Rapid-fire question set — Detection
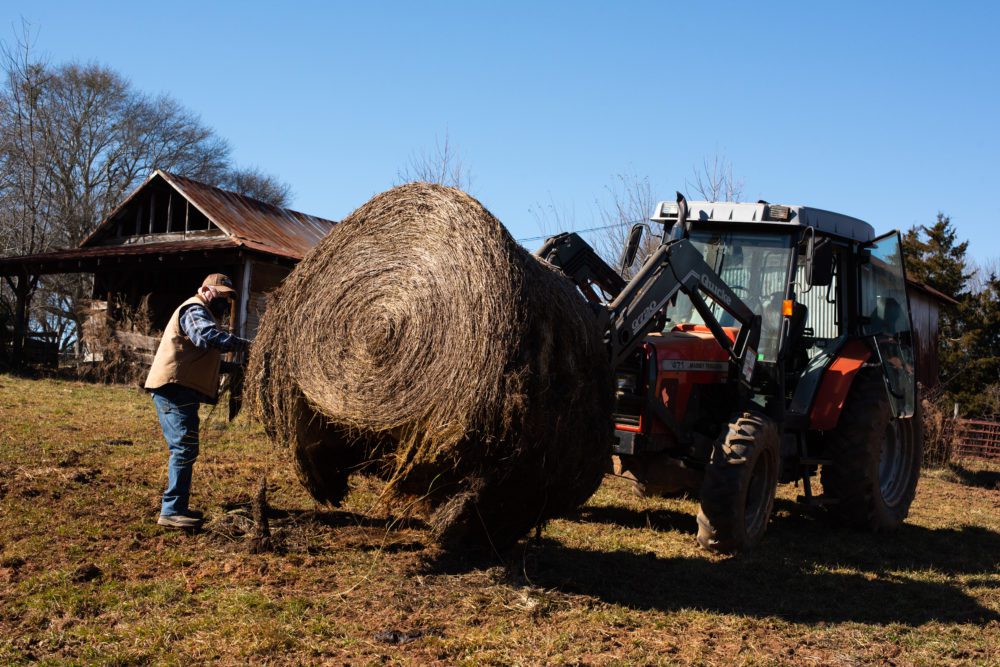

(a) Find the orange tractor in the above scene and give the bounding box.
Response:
[537,195,922,553]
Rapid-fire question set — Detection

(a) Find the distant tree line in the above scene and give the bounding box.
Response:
[0,25,291,362]
[902,215,1000,418]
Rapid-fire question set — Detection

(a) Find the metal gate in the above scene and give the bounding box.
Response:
[953,419,1000,461]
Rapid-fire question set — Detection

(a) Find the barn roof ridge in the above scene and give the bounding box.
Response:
[79,169,336,260]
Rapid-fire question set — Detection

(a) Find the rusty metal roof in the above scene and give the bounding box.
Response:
[79,170,335,260]
[158,171,335,259]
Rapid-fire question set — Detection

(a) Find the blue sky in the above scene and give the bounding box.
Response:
[5,1,999,262]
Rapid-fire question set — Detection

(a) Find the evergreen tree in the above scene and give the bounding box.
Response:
[901,214,971,297]
[901,225,927,283]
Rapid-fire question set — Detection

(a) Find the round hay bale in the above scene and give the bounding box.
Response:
[246,183,613,549]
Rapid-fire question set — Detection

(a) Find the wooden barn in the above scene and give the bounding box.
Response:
[906,277,959,389]
[0,170,335,361]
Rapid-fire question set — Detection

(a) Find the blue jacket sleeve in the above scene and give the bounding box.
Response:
[179,305,249,353]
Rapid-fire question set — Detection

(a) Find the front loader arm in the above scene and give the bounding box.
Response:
[606,238,761,377]
[535,232,627,303]
[536,232,761,386]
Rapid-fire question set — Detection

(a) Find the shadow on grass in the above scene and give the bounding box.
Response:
[294,509,428,531]
[218,501,429,531]
[524,539,998,624]
[424,501,1000,625]
[572,504,698,535]
[944,462,1000,490]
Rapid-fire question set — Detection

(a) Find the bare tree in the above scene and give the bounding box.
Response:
[530,172,666,282]
[0,22,53,362]
[687,154,744,202]
[969,256,1000,295]
[594,171,659,278]
[224,165,293,207]
[397,130,473,191]
[584,157,748,283]
[38,63,231,251]
[527,193,577,242]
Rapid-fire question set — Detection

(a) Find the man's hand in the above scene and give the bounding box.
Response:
[198,285,220,303]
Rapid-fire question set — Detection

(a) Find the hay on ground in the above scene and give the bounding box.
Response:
[246,183,613,549]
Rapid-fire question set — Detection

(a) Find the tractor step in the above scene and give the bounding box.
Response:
[796,494,840,506]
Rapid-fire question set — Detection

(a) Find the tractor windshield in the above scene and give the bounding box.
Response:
[663,229,794,362]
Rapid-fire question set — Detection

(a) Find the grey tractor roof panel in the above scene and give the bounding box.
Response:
[652,200,875,242]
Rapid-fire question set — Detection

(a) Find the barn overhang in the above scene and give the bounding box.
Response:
[0,238,245,276]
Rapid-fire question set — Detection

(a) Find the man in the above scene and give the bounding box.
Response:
[145,274,250,529]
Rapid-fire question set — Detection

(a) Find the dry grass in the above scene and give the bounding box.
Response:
[0,374,998,665]
[921,386,957,468]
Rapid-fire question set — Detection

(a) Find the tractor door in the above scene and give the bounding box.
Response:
[860,232,917,418]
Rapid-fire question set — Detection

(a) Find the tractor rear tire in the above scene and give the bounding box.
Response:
[820,368,923,530]
[696,411,780,554]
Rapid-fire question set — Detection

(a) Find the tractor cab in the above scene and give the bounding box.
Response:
[624,200,918,438]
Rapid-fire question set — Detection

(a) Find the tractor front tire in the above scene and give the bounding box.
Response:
[696,411,780,554]
[820,368,923,530]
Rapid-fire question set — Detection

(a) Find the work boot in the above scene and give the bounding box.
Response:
[157,514,203,529]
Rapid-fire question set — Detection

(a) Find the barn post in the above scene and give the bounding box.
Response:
[9,270,34,367]
[238,258,252,339]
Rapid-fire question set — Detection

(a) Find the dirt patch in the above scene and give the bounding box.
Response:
[0,555,25,584]
[70,563,102,583]
[373,627,444,645]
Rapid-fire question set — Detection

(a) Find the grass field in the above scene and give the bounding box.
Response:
[1,374,998,665]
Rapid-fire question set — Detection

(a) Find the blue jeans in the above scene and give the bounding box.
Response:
[151,384,202,516]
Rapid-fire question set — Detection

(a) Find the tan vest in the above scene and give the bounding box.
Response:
[145,296,222,401]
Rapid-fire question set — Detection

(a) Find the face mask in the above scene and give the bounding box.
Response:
[209,297,230,319]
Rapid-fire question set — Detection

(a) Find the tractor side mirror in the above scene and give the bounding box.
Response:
[620,223,645,275]
[806,236,834,286]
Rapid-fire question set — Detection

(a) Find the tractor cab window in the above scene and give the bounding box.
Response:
[663,230,794,362]
[793,245,842,356]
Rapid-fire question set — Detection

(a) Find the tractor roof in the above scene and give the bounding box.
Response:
[651,200,875,243]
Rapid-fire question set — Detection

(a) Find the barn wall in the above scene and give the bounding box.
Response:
[907,288,940,388]
[242,261,290,339]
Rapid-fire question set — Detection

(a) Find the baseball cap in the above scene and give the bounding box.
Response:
[202,273,237,298]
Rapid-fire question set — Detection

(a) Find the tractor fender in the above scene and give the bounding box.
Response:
[808,339,874,431]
